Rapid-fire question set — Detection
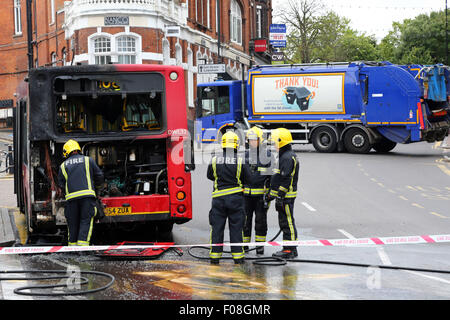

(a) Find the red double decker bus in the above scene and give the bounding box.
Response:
[13,64,193,242]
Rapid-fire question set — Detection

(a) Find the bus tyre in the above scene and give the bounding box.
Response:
[372,139,397,153]
[311,127,338,153]
[344,128,372,154]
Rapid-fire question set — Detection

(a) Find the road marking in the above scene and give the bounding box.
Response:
[337,229,392,265]
[301,202,316,212]
[437,164,450,177]
[376,246,392,265]
[406,186,417,191]
[377,182,385,188]
[387,189,396,194]
[404,270,450,285]
[398,196,408,201]
[429,211,448,219]
[337,229,356,240]
[411,203,425,209]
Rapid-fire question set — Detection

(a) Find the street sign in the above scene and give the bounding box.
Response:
[271,52,284,65]
[104,16,129,26]
[254,39,267,52]
[269,24,286,48]
[166,25,180,37]
[198,64,226,74]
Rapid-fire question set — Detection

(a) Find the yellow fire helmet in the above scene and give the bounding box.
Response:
[270,128,293,148]
[246,126,264,141]
[62,139,81,158]
[221,131,239,149]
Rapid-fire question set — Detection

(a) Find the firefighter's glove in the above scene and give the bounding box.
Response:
[264,192,274,203]
[275,196,285,212]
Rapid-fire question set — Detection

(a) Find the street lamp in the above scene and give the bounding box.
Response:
[446,0,448,65]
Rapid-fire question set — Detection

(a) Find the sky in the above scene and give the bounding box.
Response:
[271,0,447,42]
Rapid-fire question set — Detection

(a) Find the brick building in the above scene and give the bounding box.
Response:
[0,0,272,127]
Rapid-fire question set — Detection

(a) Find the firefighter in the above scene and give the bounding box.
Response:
[207,131,251,264]
[57,139,104,246]
[268,128,299,258]
[243,126,273,255]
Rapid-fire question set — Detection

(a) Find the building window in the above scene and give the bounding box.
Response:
[50,0,55,24]
[195,0,209,27]
[117,36,136,64]
[14,0,22,35]
[51,52,57,65]
[162,38,170,65]
[94,36,112,65]
[88,32,141,65]
[256,5,262,39]
[230,0,242,45]
[61,47,67,66]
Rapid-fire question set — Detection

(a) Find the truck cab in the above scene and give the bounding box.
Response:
[195,80,242,144]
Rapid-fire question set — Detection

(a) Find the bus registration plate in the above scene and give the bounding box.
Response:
[105,207,132,216]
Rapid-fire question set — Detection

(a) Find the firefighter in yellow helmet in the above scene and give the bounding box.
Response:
[242,126,274,255]
[206,131,251,264]
[57,139,104,247]
[267,128,299,258]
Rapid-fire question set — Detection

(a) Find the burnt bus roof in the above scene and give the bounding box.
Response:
[27,65,170,142]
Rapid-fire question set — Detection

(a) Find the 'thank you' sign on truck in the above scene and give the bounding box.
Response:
[251,73,345,114]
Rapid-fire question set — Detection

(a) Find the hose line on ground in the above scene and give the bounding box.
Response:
[0,269,115,296]
[187,229,450,273]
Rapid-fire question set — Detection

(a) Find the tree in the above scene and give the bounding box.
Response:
[278,0,324,63]
[310,11,353,62]
[336,31,379,62]
[379,10,447,64]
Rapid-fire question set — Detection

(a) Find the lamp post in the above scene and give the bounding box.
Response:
[216,0,222,64]
[446,0,448,65]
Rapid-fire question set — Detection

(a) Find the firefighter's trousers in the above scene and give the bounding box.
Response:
[64,197,97,246]
[209,193,245,261]
[277,198,298,250]
[243,196,268,244]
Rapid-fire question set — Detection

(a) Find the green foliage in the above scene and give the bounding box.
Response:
[279,0,448,65]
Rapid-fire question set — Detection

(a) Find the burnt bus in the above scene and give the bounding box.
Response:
[13,64,194,241]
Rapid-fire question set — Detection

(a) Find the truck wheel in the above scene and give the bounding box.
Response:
[344,128,372,154]
[311,127,338,153]
[372,139,397,153]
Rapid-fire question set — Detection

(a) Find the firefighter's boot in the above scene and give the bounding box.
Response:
[272,248,298,259]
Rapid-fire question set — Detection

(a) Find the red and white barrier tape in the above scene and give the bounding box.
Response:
[1,234,450,255]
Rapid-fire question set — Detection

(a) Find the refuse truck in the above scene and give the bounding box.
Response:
[195,61,450,153]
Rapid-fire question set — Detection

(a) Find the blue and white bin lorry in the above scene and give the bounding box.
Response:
[195,62,450,153]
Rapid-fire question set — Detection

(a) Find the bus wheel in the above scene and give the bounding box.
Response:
[372,138,397,153]
[311,127,338,153]
[344,128,372,154]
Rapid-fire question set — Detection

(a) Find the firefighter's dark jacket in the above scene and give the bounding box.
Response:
[243,145,274,196]
[270,145,299,199]
[207,149,252,198]
[57,153,104,201]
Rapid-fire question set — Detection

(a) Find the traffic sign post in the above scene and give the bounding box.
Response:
[269,24,286,48]
[198,64,226,74]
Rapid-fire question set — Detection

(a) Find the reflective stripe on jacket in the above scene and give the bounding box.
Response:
[207,150,251,198]
[270,145,299,199]
[58,154,104,201]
